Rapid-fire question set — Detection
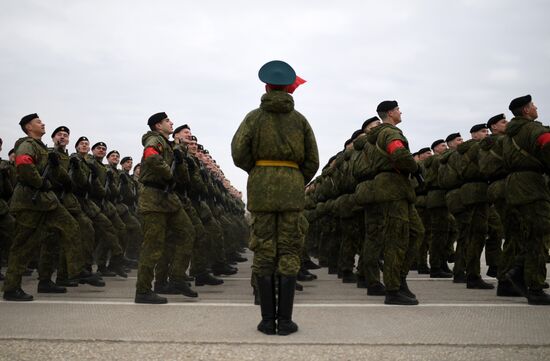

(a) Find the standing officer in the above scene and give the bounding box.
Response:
[232,60,319,335]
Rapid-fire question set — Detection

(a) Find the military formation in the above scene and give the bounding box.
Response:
[1,59,550,339]
[0,113,249,304]
[303,94,550,307]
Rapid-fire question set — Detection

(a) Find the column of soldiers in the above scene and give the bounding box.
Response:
[305,94,550,306]
[0,113,249,302]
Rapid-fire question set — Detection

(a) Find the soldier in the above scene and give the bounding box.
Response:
[3,114,102,301]
[232,60,319,335]
[424,139,453,278]
[479,114,520,296]
[413,147,431,273]
[456,123,494,289]
[367,100,424,305]
[90,143,128,277]
[502,95,550,305]
[135,112,198,304]
[0,139,16,281]
[119,156,142,261]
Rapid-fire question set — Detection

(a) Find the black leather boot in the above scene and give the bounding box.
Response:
[304,258,321,270]
[97,264,116,277]
[297,268,315,282]
[3,288,34,301]
[78,270,106,287]
[212,262,238,276]
[38,279,67,293]
[342,270,357,284]
[171,280,198,298]
[384,290,419,305]
[527,289,550,305]
[277,275,298,335]
[256,274,276,335]
[430,268,453,278]
[195,272,224,286]
[399,277,416,299]
[466,275,494,289]
[504,266,527,296]
[135,290,167,304]
[496,280,522,297]
[107,255,128,278]
[367,282,386,296]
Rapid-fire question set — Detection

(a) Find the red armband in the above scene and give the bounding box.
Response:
[386,140,405,154]
[536,133,550,148]
[15,154,34,165]
[143,147,160,159]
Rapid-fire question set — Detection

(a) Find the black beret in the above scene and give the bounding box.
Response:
[8,148,15,156]
[173,124,190,135]
[51,126,70,138]
[418,147,431,155]
[148,112,168,127]
[411,152,418,157]
[445,133,461,143]
[92,142,107,150]
[487,114,505,129]
[197,144,204,151]
[431,139,445,150]
[0,138,2,145]
[361,116,380,129]
[344,138,353,148]
[376,100,398,112]
[107,150,120,158]
[258,60,296,86]
[508,95,531,111]
[204,149,210,155]
[75,136,89,148]
[191,135,197,141]
[470,123,488,133]
[20,113,39,127]
[121,156,132,164]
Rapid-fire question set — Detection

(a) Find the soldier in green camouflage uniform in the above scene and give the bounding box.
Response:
[456,124,494,289]
[414,147,432,275]
[232,61,319,335]
[119,156,142,261]
[353,116,386,296]
[502,95,550,305]
[367,100,424,305]
[38,126,104,292]
[3,114,102,301]
[479,114,521,296]
[0,139,15,281]
[135,112,198,304]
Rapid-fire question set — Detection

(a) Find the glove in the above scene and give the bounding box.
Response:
[69,156,80,169]
[48,152,60,167]
[87,162,98,178]
[106,169,114,181]
[184,156,196,172]
[40,179,52,191]
[173,149,184,165]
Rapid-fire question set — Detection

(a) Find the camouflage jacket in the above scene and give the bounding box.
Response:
[366,123,417,203]
[479,134,506,202]
[457,139,488,205]
[503,116,550,205]
[138,131,182,213]
[231,90,319,212]
[10,137,59,212]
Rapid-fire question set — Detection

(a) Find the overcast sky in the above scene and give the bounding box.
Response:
[1,0,549,202]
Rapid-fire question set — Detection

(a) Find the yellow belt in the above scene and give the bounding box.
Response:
[255,160,299,169]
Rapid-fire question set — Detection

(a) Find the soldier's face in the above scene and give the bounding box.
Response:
[93,145,106,158]
[77,141,90,154]
[365,120,381,133]
[133,166,141,177]
[491,119,508,135]
[419,151,432,160]
[389,107,402,124]
[447,137,463,150]
[188,142,197,154]
[158,118,173,134]
[108,153,120,166]
[434,142,448,154]
[471,128,489,140]
[9,153,15,162]
[26,118,46,136]
[122,160,133,171]
[52,131,69,147]
[525,102,538,120]
[181,128,192,140]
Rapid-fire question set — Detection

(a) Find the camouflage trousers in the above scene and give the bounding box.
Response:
[428,207,450,270]
[485,205,503,268]
[0,212,15,264]
[3,206,82,292]
[338,212,363,272]
[120,209,142,259]
[495,200,521,280]
[362,204,384,286]
[512,200,550,290]
[463,203,489,278]
[416,206,430,268]
[97,201,126,265]
[380,200,424,292]
[136,207,195,293]
[249,210,308,277]
[39,210,93,281]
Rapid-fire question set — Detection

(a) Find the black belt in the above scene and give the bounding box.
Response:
[142,182,166,191]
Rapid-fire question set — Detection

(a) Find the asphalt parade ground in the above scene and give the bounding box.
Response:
[1,250,549,361]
